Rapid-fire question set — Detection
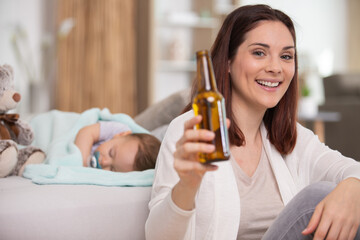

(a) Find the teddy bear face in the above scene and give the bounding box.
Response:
[0,65,21,113]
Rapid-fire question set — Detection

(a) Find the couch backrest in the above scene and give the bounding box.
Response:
[134,88,191,131]
[323,73,360,98]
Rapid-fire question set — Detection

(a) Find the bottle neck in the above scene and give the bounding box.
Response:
[196,52,218,92]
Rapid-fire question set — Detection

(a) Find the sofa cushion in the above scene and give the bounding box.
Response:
[323,73,360,98]
[134,88,191,132]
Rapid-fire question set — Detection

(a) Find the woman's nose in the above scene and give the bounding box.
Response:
[265,57,281,74]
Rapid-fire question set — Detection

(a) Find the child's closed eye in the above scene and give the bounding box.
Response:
[109,148,114,158]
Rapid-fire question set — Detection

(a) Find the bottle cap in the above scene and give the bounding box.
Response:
[196,49,209,56]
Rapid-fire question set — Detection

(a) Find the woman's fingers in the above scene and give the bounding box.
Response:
[226,118,231,129]
[184,115,202,130]
[175,116,216,160]
[174,159,217,175]
[302,202,323,236]
[177,117,215,147]
[348,224,359,240]
[313,217,332,240]
[173,115,220,191]
[336,222,351,240]
[175,141,215,160]
[177,129,215,147]
[303,178,360,240]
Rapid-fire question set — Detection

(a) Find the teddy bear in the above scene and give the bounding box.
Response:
[0,64,46,178]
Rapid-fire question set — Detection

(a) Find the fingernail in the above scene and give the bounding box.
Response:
[206,164,218,170]
[209,165,218,170]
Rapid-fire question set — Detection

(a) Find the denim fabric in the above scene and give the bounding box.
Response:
[262,181,360,240]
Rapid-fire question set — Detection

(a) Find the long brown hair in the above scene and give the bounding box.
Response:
[186,4,298,154]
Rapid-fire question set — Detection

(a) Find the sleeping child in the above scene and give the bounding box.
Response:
[75,121,161,172]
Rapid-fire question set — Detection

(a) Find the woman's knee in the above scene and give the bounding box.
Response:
[298,181,336,205]
[262,182,338,240]
[282,181,337,217]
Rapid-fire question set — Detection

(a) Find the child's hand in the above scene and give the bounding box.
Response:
[74,123,100,166]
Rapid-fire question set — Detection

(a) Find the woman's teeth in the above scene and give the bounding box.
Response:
[256,80,279,88]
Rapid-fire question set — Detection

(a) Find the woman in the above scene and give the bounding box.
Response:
[146,4,360,240]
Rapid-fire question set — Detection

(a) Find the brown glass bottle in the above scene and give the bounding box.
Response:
[192,50,230,164]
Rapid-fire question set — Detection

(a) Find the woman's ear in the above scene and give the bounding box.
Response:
[113,130,132,139]
[228,60,231,73]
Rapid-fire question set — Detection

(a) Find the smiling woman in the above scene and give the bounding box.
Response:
[145,4,360,240]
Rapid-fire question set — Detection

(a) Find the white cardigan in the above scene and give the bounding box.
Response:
[145,111,360,240]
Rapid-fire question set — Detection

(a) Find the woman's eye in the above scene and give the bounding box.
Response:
[281,54,294,60]
[253,51,265,57]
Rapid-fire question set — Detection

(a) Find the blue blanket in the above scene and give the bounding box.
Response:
[22,108,154,187]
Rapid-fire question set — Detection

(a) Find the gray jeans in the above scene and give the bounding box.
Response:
[262,181,360,240]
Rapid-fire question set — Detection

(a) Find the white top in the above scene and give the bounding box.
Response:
[231,146,284,239]
[145,111,360,240]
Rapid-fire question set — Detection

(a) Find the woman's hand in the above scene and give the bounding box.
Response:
[171,115,220,211]
[302,177,360,240]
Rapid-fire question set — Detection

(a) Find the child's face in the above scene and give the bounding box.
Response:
[95,133,139,172]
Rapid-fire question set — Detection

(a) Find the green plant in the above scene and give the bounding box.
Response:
[301,84,311,97]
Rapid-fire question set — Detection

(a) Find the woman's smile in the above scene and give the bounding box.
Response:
[255,79,282,90]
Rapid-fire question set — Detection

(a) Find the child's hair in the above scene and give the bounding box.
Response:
[128,133,161,171]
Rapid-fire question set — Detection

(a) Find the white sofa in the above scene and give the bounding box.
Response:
[0,176,151,240]
[0,89,190,240]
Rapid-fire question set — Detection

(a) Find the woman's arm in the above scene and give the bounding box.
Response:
[295,125,360,239]
[171,116,217,210]
[74,123,100,166]
[145,113,219,240]
[294,123,360,184]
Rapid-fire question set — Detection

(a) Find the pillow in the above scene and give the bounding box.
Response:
[134,88,191,132]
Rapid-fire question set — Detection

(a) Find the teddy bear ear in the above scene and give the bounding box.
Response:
[0,64,14,79]
[3,64,14,76]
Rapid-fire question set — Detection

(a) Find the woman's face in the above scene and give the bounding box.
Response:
[229,20,295,112]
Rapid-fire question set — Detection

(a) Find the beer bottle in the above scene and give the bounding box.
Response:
[192,50,230,163]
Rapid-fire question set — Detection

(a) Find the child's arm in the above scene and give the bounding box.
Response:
[74,123,100,166]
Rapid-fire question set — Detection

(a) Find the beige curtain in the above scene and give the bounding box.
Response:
[56,0,136,116]
[348,0,360,72]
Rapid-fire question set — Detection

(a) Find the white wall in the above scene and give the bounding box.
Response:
[241,0,347,73]
[0,0,50,115]
[240,0,348,104]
